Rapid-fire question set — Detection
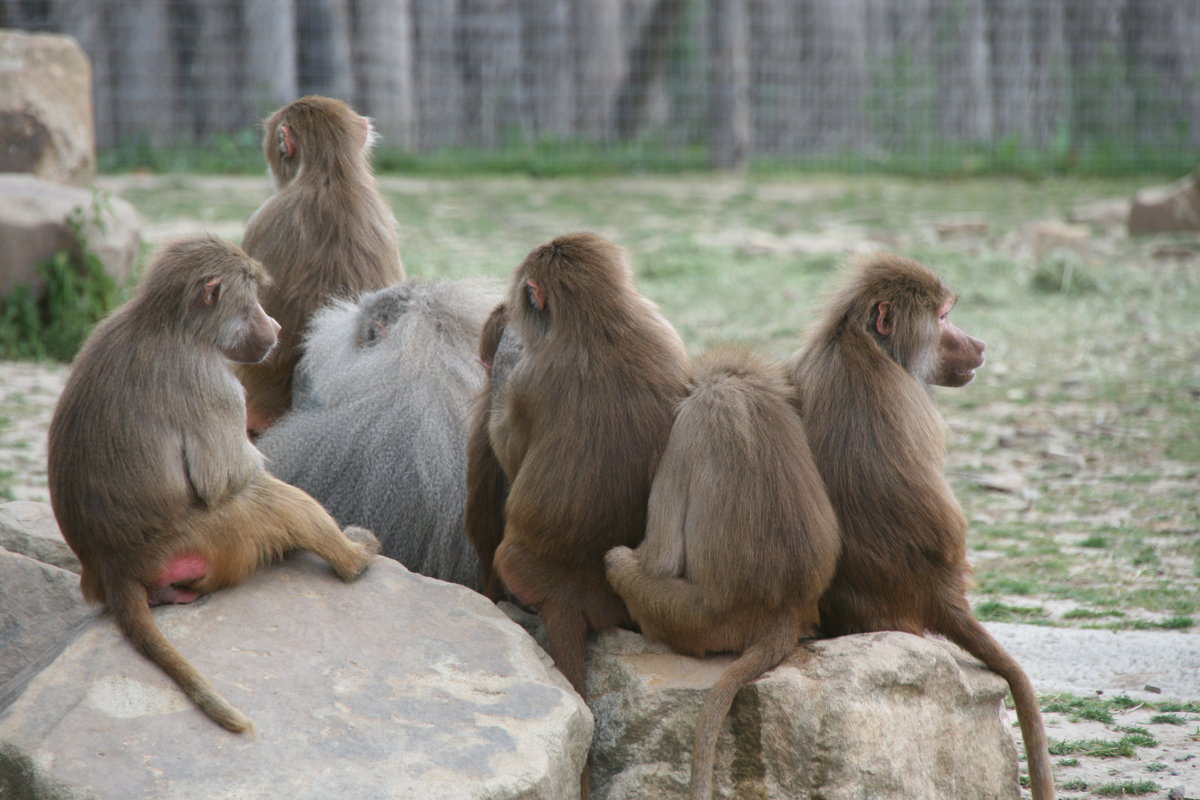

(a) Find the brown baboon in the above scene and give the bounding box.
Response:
[787,253,1054,800]
[605,347,840,800]
[483,232,690,700]
[236,95,405,433]
[258,279,500,590]
[464,301,523,599]
[47,235,380,734]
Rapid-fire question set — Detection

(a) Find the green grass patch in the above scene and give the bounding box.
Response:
[1056,758,1080,768]
[1148,714,1187,725]
[1094,781,1159,797]
[974,600,1049,623]
[1060,779,1089,791]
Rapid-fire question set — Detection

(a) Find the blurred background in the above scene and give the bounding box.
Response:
[5,0,1199,174]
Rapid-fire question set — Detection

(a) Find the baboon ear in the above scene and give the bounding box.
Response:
[277,125,296,159]
[525,279,546,311]
[874,300,894,336]
[202,277,222,306]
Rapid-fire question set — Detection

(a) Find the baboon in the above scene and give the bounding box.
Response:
[258,279,501,591]
[482,232,690,700]
[47,235,379,734]
[787,253,1054,800]
[605,347,840,800]
[464,302,524,599]
[236,95,405,433]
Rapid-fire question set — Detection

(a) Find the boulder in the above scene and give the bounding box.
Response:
[0,501,79,573]
[0,174,142,299]
[1128,171,1200,236]
[0,556,592,800]
[0,30,95,186]
[583,626,1020,800]
[0,548,91,689]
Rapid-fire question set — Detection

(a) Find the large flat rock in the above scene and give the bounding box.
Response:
[0,555,591,800]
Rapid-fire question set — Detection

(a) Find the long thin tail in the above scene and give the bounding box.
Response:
[107,578,253,734]
[690,623,797,800]
[940,607,1055,800]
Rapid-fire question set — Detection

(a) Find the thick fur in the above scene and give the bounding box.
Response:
[484,233,690,704]
[786,253,1053,800]
[465,302,524,599]
[605,348,839,800]
[236,95,405,428]
[259,279,501,591]
[48,235,379,733]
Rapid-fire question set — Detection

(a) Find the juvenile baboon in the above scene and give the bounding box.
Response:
[258,279,501,591]
[47,235,379,733]
[236,95,405,433]
[787,253,1054,800]
[605,347,840,800]
[482,233,690,700]
[464,302,524,599]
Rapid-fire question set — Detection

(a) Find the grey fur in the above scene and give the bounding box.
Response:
[259,278,502,592]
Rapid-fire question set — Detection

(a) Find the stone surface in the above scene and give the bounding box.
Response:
[0,548,91,689]
[1128,172,1200,236]
[0,174,142,299]
[0,556,591,800]
[0,501,79,573]
[584,627,1020,800]
[0,30,95,186]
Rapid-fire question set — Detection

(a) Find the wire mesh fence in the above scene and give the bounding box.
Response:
[5,0,1199,172]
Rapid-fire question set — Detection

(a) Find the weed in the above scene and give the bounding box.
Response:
[1060,778,1089,791]
[0,196,125,362]
[1093,781,1159,796]
[1148,714,1186,726]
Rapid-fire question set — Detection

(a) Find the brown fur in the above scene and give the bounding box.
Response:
[47,235,380,734]
[236,95,405,431]
[465,302,519,600]
[605,347,840,800]
[787,253,1054,800]
[486,233,689,700]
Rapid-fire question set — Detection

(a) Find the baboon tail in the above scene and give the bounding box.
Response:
[107,577,254,734]
[939,605,1055,800]
[690,623,798,800]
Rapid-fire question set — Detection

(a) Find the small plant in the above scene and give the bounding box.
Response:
[1144,762,1169,772]
[1056,758,1080,767]
[974,600,1048,622]
[0,196,124,361]
[1093,781,1159,797]
[1149,713,1186,725]
[1060,778,1088,791]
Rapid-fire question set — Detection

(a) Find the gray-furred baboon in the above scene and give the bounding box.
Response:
[258,278,501,591]
[605,347,839,800]
[47,235,379,734]
[787,253,1054,800]
[236,95,405,433]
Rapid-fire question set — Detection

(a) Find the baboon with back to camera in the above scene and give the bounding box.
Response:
[477,232,690,700]
[258,279,501,590]
[47,235,379,734]
[605,347,840,800]
[787,253,1054,800]
[236,95,405,433]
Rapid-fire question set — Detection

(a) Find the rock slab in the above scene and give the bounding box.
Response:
[0,548,91,689]
[0,174,142,299]
[0,30,95,186]
[0,501,79,573]
[586,628,1020,800]
[0,556,592,800]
